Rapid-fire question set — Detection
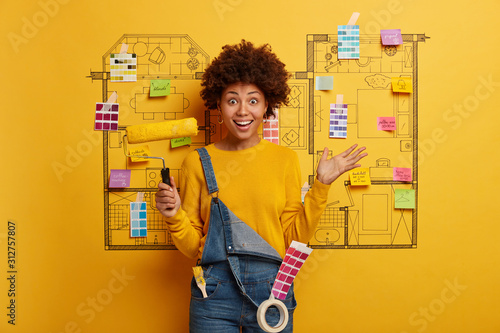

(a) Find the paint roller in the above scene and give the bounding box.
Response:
[122,117,198,186]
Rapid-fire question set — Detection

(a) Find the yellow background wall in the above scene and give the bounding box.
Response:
[1,0,499,332]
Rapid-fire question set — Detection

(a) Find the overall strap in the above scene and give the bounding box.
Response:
[196,147,219,196]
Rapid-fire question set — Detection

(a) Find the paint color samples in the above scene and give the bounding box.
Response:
[272,241,313,300]
[338,25,360,59]
[95,102,119,131]
[130,201,147,237]
[263,110,279,144]
[110,53,137,82]
[330,103,348,138]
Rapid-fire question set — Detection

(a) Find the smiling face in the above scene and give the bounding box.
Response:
[216,82,268,151]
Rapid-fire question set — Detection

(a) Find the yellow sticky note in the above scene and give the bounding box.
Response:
[391,77,413,93]
[128,145,151,162]
[349,168,371,186]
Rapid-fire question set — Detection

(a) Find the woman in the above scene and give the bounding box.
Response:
[155,40,367,332]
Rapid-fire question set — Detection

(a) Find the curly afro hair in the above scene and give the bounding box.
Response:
[200,40,291,118]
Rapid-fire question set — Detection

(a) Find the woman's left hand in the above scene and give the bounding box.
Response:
[316,144,368,185]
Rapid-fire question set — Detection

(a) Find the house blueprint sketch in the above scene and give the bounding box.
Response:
[88,33,427,250]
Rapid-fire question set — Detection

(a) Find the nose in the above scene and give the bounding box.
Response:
[236,104,249,116]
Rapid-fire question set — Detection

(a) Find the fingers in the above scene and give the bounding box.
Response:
[345,164,362,172]
[345,150,368,172]
[330,144,366,159]
[158,182,170,191]
[320,147,329,162]
[155,189,176,204]
[350,150,368,164]
[155,177,179,210]
[169,176,177,191]
[158,176,177,192]
[322,144,367,165]
[353,146,367,156]
[345,146,367,162]
[332,144,364,158]
[341,144,358,157]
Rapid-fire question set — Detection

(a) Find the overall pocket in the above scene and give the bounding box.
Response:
[190,275,222,301]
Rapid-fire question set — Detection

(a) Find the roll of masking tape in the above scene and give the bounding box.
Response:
[257,295,289,332]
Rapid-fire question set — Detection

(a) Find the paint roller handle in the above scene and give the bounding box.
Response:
[161,168,171,186]
[155,177,181,218]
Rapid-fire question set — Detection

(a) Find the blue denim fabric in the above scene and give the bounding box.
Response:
[197,147,282,266]
[190,148,297,332]
[190,258,296,333]
[197,148,219,194]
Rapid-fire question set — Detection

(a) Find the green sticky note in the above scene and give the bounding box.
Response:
[150,79,170,97]
[171,136,191,148]
[315,76,334,90]
[394,189,415,209]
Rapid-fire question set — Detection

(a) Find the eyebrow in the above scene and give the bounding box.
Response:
[225,90,262,96]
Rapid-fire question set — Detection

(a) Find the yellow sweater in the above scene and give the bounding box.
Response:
[165,140,331,259]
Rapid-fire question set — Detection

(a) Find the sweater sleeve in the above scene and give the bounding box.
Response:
[280,152,331,246]
[163,158,205,259]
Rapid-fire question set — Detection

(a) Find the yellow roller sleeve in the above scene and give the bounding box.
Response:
[126,117,198,144]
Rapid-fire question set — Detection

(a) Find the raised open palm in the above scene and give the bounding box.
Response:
[316,144,368,185]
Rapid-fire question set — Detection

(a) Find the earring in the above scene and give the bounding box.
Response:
[217,109,224,124]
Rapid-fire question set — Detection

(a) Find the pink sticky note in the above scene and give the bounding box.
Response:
[393,167,412,182]
[109,169,131,188]
[381,29,403,45]
[377,117,396,131]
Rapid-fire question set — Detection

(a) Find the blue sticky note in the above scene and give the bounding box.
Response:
[316,76,334,90]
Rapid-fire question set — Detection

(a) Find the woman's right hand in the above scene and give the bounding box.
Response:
[155,176,181,218]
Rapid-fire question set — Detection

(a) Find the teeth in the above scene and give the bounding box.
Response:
[235,120,252,126]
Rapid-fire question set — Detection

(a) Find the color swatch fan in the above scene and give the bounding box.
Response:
[110,53,137,82]
[329,103,348,138]
[263,110,279,144]
[271,241,313,300]
[338,12,360,59]
[337,25,360,59]
[130,192,147,237]
[95,102,119,131]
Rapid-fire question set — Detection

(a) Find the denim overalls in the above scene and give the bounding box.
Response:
[189,147,296,333]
